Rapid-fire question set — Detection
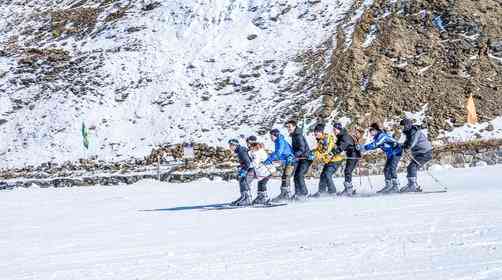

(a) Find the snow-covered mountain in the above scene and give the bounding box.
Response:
[1,0,501,169]
[0,0,363,167]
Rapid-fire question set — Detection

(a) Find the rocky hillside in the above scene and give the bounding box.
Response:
[315,0,502,136]
[0,0,501,169]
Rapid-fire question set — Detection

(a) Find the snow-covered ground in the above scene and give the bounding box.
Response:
[2,165,502,279]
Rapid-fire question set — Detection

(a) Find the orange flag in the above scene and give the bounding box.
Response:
[466,94,478,124]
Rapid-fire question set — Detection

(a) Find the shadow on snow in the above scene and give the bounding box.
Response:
[139,203,228,212]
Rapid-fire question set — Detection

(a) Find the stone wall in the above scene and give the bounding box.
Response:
[1,140,501,190]
[320,140,502,178]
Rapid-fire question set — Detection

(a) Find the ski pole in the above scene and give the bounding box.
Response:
[409,155,448,191]
[357,160,363,190]
[353,155,373,191]
[365,164,374,191]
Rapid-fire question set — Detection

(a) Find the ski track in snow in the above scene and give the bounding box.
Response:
[2,166,502,279]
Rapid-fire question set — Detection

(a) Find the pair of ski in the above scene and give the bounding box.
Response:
[350,188,447,198]
[205,188,447,210]
[204,202,288,210]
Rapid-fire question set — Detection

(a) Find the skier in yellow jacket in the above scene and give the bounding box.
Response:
[311,124,344,198]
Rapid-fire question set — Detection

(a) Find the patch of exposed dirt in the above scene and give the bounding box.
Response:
[51,7,99,38]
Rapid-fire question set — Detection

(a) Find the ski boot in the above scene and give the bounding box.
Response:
[309,191,323,198]
[230,193,244,206]
[252,191,270,205]
[376,179,393,194]
[338,182,355,197]
[386,178,400,193]
[234,191,252,206]
[400,177,419,193]
[271,187,291,203]
[291,193,308,202]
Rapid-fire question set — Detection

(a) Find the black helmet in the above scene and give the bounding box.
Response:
[400,118,413,131]
[313,123,325,133]
[369,122,381,132]
[270,129,280,137]
[228,139,239,146]
[333,122,343,131]
[246,135,258,144]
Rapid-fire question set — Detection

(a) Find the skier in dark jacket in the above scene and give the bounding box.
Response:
[400,118,433,192]
[228,139,253,206]
[286,120,313,200]
[359,123,402,193]
[331,122,361,196]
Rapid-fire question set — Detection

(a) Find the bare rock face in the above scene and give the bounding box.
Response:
[317,0,502,136]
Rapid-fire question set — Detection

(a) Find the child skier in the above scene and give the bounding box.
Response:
[359,123,402,194]
[311,124,344,197]
[247,136,274,204]
[228,139,253,206]
[399,118,433,192]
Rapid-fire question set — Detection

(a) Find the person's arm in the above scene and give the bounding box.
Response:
[408,130,420,150]
[402,129,414,150]
[333,134,351,154]
[265,139,284,164]
[364,134,386,151]
[294,135,308,157]
[239,148,252,171]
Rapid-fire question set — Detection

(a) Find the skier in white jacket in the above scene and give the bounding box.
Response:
[246,136,274,205]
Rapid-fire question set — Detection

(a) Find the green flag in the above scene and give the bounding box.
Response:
[81,122,89,149]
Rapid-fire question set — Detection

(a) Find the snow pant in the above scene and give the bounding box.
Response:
[344,158,359,183]
[319,163,338,193]
[294,159,313,196]
[257,176,270,192]
[344,150,361,183]
[239,169,255,192]
[407,150,432,178]
[383,155,401,180]
[281,164,295,190]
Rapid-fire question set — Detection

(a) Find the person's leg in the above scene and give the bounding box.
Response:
[232,170,253,205]
[344,158,358,184]
[235,170,253,205]
[339,159,357,196]
[403,151,432,192]
[257,177,269,192]
[318,165,328,193]
[407,159,419,179]
[389,156,400,179]
[273,164,293,202]
[390,155,401,192]
[294,160,312,196]
[254,177,270,204]
[324,163,337,194]
[377,158,393,193]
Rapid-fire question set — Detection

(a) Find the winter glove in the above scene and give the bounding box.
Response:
[238,169,247,178]
[306,151,315,161]
[357,144,366,153]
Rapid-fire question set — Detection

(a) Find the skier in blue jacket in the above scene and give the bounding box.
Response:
[360,123,403,193]
[264,129,295,202]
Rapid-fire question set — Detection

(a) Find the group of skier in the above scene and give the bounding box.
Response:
[227,118,433,206]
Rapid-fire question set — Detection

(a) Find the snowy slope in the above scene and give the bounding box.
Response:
[2,165,502,279]
[0,0,358,168]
